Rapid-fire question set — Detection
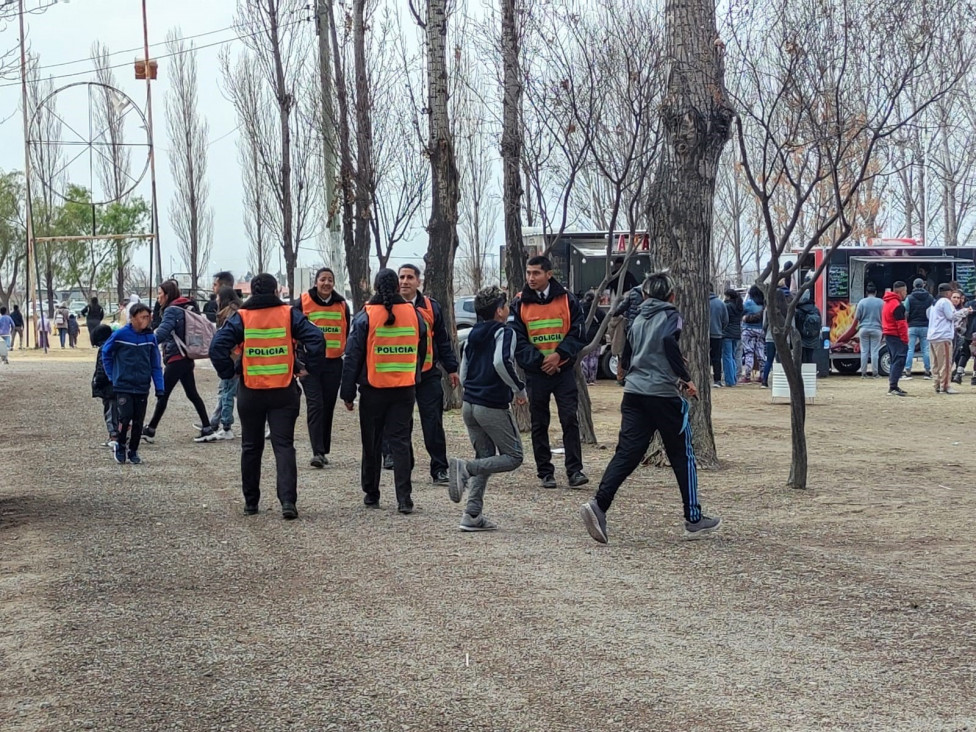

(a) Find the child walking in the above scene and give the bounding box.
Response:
[447,286,526,532]
[100,303,164,464]
[90,324,119,448]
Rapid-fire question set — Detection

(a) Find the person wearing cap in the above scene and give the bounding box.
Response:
[580,271,721,544]
[209,272,326,520]
[903,277,934,379]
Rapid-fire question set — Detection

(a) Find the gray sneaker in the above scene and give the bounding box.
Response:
[448,457,469,503]
[684,514,722,539]
[580,499,608,544]
[459,513,497,532]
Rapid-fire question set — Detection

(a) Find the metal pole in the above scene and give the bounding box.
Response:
[316,0,337,232]
[142,0,161,291]
[18,0,37,349]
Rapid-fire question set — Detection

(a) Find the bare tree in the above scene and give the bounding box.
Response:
[222,0,320,294]
[232,70,274,277]
[644,0,735,469]
[0,171,25,307]
[726,0,972,489]
[165,28,213,293]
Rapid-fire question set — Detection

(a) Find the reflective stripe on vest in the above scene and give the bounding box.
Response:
[415,297,435,372]
[365,303,419,388]
[520,296,572,355]
[301,292,347,358]
[239,306,294,389]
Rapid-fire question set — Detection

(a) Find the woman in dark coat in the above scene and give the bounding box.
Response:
[81,296,105,345]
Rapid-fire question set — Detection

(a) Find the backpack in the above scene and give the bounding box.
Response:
[54,311,65,327]
[797,305,821,340]
[172,306,216,359]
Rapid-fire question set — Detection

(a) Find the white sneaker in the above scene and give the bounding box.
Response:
[216,427,235,440]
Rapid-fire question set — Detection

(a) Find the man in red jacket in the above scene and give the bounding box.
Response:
[881,281,909,397]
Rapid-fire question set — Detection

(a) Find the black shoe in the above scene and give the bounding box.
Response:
[281,502,298,520]
[541,475,557,489]
[244,504,259,515]
[568,471,589,488]
[310,454,326,469]
[142,426,156,444]
[398,501,415,515]
[363,494,380,508]
[382,455,394,470]
[952,374,963,385]
[432,471,449,485]
[887,388,906,397]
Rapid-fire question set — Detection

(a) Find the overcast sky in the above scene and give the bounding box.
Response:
[0,0,432,284]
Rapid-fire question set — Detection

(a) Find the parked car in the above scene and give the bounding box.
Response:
[68,300,88,318]
[454,296,476,329]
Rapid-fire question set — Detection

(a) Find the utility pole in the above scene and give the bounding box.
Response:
[141,0,161,289]
[17,0,37,348]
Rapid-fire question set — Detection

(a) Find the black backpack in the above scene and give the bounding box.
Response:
[797,305,821,340]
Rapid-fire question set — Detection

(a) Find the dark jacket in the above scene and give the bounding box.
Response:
[612,287,644,329]
[511,278,585,374]
[904,287,935,328]
[339,296,428,403]
[203,297,219,323]
[708,294,728,338]
[460,321,526,410]
[101,323,165,395]
[413,292,459,374]
[209,292,325,383]
[81,302,104,323]
[882,291,908,343]
[294,289,351,364]
[91,344,114,399]
[723,299,743,340]
[621,298,692,397]
[794,292,822,349]
[154,297,198,364]
[10,308,23,327]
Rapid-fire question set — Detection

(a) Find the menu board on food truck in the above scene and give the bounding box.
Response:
[827,264,849,298]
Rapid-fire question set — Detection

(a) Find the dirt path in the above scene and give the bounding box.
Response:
[1,360,974,731]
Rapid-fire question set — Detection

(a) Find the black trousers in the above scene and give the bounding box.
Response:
[885,335,907,390]
[709,338,723,383]
[238,381,301,507]
[148,358,211,430]
[301,358,342,456]
[360,384,415,506]
[101,396,119,439]
[595,392,702,522]
[116,392,148,452]
[525,368,583,478]
[382,370,448,477]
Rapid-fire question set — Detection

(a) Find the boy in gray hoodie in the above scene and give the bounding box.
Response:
[581,273,722,543]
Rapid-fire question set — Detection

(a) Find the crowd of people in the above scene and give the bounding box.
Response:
[86,258,722,543]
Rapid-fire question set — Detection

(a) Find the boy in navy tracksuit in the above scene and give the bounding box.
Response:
[447,286,526,532]
[90,324,119,448]
[101,304,164,465]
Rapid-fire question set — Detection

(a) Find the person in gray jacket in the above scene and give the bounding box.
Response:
[854,283,884,377]
[580,272,722,544]
[708,289,729,386]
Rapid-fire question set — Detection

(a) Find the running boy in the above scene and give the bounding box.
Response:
[580,272,721,544]
[90,324,119,448]
[101,303,164,464]
[447,286,526,531]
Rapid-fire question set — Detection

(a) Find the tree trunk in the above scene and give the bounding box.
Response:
[501,0,529,431]
[328,3,369,310]
[268,3,295,294]
[424,0,462,409]
[646,0,735,469]
[352,0,374,285]
[575,363,597,444]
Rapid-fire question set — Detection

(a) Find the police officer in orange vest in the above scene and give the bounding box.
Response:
[512,255,588,489]
[296,266,349,468]
[210,273,325,520]
[341,268,427,513]
[383,264,460,484]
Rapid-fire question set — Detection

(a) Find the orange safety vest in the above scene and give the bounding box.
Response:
[239,306,294,389]
[415,297,436,372]
[519,295,572,356]
[365,303,420,388]
[301,292,348,359]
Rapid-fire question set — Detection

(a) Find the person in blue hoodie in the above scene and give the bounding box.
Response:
[446,286,526,532]
[100,303,164,465]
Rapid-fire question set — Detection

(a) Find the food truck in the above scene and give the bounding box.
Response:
[798,238,976,375]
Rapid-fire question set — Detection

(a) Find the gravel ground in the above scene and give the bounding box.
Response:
[1,353,975,731]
